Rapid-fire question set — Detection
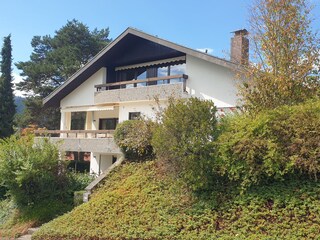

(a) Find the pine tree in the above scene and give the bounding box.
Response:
[16,20,110,129]
[0,35,15,138]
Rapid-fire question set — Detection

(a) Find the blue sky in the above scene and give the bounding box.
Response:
[0,0,319,95]
[1,1,251,66]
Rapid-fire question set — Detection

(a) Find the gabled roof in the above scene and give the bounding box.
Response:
[44,27,237,107]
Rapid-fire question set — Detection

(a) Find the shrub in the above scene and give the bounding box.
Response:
[0,186,7,200]
[73,191,86,207]
[0,135,69,207]
[217,100,320,189]
[0,135,93,222]
[114,119,154,161]
[67,172,93,194]
[152,98,218,191]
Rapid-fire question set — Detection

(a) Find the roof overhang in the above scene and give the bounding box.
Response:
[61,105,115,112]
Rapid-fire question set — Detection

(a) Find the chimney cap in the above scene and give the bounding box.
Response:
[231,29,248,36]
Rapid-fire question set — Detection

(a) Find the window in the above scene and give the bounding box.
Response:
[157,66,169,85]
[136,68,147,87]
[99,118,118,130]
[170,63,186,75]
[115,62,186,86]
[129,112,141,120]
[71,112,86,130]
[157,66,169,77]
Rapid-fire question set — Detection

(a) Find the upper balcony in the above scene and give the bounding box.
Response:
[94,74,188,104]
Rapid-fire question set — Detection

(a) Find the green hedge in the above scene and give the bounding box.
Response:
[217,100,320,189]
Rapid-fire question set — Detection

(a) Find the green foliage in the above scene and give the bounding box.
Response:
[217,100,320,189]
[15,19,111,129]
[73,191,86,207]
[0,185,7,200]
[0,199,15,225]
[16,19,110,96]
[0,135,93,223]
[0,135,67,207]
[0,35,15,138]
[15,96,60,129]
[67,172,93,193]
[33,162,320,240]
[114,119,154,161]
[152,98,218,191]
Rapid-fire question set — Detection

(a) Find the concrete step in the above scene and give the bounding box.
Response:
[27,228,39,235]
[16,227,39,240]
[16,234,32,240]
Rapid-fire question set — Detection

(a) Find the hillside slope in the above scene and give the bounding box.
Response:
[33,161,320,240]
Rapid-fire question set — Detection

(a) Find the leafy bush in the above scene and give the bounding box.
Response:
[0,135,93,222]
[114,119,154,161]
[0,185,7,200]
[217,100,320,189]
[152,98,218,191]
[67,172,93,193]
[0,199,15,225]
[0,135,69,207]
[73,191,86,207]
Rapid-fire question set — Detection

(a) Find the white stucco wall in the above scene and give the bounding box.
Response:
[118,100,166,123]
[60,67,107,108]
[90,153,117,175]
[92,108,120,130]
[186,55,238,107]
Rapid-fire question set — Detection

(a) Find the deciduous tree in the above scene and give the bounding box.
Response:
[239,0,319,112]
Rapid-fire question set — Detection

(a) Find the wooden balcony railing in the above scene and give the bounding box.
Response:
[34,130,115,139]
[95,74,188,92]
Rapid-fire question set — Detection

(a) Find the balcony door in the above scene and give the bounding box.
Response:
[99,118,118,130]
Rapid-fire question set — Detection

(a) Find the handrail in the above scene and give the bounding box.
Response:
[34,130,115,139]
[95,74,188,91]
[34,130,114,134]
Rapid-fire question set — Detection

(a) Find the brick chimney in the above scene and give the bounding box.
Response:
[230,29,249,65]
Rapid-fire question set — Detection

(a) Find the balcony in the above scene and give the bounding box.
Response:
[94,74,188,104]
[34,130,121,154]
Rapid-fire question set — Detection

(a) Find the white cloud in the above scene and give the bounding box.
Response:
[12,72,28,97]
[196,48,214,55]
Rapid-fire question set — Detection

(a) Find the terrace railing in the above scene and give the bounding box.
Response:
[94,74,188,92]
[34,130,115,139]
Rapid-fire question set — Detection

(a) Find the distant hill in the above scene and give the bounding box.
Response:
[14,96,25,114]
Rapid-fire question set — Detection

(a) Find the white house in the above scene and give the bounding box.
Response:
[37,27,248,175]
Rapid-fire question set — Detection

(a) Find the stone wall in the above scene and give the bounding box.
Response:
[41,137,121,154]
[94,82,187,104]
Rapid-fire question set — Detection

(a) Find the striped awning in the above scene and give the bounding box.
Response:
[115,56,186,71]
[61,105,115,112]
